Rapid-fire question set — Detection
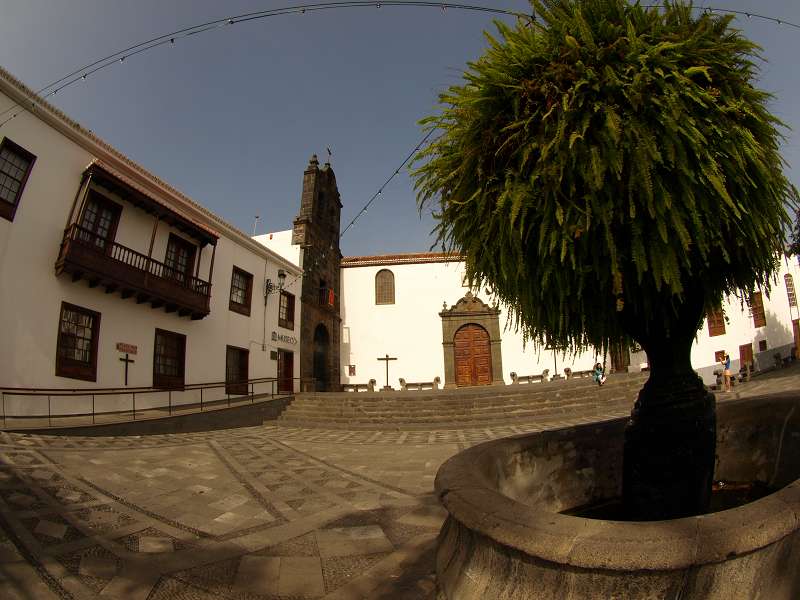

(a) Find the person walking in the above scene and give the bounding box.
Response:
[723,353,732,392]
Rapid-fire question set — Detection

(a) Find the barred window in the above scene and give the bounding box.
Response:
[56,303,100,381]
[707,308,726,337]
[375,269,395,305]
[153,329,185,389]
[750,291,767,328]
[786,274,797,308]
[279,290,295,330]
[0,138,36,222]
[229,266,253,316]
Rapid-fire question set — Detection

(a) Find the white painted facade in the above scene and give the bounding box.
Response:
[339,255,800,388]
[339,257,600,388]
[0,68,302,415]
[1,62,798,415]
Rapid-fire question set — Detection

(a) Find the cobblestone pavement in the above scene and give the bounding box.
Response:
[1,366,798,600]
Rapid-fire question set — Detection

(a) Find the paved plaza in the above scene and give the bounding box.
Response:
[1,366,798,600]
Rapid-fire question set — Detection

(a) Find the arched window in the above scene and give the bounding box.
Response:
[375,269,395,305]
[786,274,797,308]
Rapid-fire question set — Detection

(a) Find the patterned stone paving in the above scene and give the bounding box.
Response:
[0,365,798,599]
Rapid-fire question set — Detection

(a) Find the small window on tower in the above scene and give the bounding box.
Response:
[758,340,768,352]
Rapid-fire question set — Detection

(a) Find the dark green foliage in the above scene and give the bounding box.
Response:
[413,0,796,355]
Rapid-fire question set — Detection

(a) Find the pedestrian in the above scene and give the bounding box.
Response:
[592,362,606,386]
[723,353,732,392]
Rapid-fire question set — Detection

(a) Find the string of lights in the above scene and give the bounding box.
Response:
[0,2,527,127]
[2,2,799,128]
[1,0,797,291]
[279,125,439,293]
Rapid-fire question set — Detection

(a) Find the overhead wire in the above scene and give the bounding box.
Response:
[2,0,797,288]
[3,2,798,127]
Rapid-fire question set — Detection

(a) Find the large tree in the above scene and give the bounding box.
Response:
[414,0,796,519]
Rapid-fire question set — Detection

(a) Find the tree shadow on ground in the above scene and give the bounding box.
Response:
[370,536,438,600]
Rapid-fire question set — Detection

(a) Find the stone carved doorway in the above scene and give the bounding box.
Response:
[454,324,492,386]
[440,292,504,388]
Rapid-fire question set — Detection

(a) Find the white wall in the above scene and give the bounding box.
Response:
[340,257,800,388]
[691,259,800,384]
[339,260,598,388]
[0,87,301,413]
[254,230,301,268]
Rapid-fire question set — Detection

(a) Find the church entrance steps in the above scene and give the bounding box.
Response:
[278,392,633,419]
[277,375,646,430]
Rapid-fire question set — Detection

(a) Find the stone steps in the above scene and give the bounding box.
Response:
[276,375,645,430]
[281,392,633,419]
[277,402,634,431]
[291,378,644,408]
[281,397,632,421]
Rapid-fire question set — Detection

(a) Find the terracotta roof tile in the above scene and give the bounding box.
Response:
[341,252,462,267]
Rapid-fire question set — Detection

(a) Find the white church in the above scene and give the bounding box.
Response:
[1,64,799,417]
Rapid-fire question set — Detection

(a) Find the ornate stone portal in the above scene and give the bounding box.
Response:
[440,292,504,388]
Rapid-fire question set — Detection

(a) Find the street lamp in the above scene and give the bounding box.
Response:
[265,269,286,302]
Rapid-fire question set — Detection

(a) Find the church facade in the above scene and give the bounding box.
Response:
[260,159,800,391]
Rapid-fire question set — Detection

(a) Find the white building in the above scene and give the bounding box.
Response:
[1,62,799,411]
[331,252,800,389]
[0,67,301,417]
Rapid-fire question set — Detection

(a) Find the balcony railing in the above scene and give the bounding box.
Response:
[56,223,211,319]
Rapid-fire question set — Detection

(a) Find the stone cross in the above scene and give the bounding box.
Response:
[376,354,397,391]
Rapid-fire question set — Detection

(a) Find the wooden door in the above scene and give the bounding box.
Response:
[454,324,492,387]
[165,234,196,284]
[278,350,294,393]
[225,346,249,395]
[793,319,799,359]
[739,343,754,369]
[79,192,121,252]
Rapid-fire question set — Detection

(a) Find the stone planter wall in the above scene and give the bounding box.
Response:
[435,392,800,599]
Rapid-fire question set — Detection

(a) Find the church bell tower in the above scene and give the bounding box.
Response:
[292,154,342,391]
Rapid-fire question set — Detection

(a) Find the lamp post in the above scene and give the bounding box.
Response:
[265,269,287,304]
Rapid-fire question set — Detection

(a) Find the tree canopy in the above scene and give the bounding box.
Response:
[413,0,797,355]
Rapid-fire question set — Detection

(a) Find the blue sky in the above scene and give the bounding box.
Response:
[1,1,799,256]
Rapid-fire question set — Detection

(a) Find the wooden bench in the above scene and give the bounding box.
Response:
[343,379,376,392]
[399,377,440,391]
[510,369,550,384]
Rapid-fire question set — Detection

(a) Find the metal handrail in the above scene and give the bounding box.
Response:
[1,376,315,429]
[0,376,278,395]
[62,224,211,296]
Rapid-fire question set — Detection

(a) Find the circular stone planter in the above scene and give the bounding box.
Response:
[435,392,800,599]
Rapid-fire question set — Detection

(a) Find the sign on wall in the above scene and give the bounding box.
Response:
[271,331,297,345]
[116,343,138,355]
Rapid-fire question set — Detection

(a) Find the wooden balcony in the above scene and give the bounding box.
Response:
[55,224,211,319]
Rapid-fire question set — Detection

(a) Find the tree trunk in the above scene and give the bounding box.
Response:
[621,290,717,520]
